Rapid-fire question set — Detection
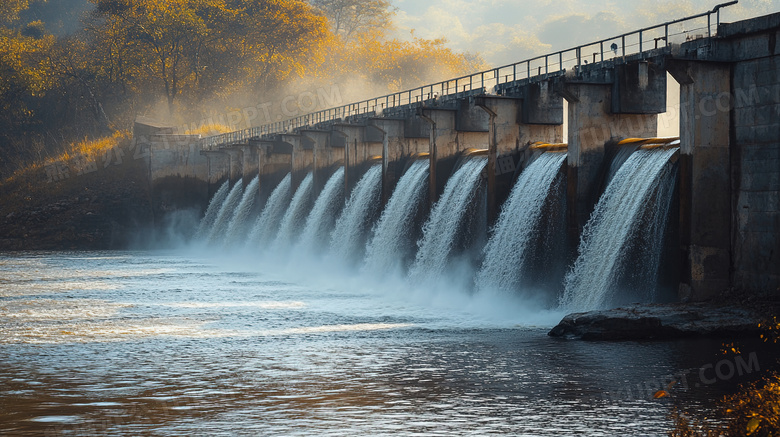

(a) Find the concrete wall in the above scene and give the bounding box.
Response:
[147,134,209,217]
[562,82,659,239]
[732,50,780,294]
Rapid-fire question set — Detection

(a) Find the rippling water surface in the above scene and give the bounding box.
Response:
[0,251,767,436]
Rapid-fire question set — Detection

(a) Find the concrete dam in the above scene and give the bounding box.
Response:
[137,5,780,311]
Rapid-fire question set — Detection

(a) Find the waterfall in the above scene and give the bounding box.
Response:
[408,156,487,282]
[475,152,567,294]
[560,147,679,311]
[274,172,314,247]
[194,180,230,240]
[328,164,383,263]
[363,159,429,275]
[224,176,260,247]
[248,173,291,246]
[206,181,245,245]
[296,167,346,252]
[605,144,639,188]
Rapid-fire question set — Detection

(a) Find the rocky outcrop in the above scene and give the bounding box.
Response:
[548,303,766,341]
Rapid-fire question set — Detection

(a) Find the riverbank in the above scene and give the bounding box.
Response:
[0,144,153,250]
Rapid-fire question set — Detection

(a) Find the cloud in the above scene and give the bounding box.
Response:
[390,0,780,66]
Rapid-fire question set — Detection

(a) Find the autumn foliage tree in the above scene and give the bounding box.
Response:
[0,0,483,178]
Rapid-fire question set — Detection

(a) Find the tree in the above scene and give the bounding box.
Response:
[89,0,238,115]
[0,0,34,26]
[310,0,392,40]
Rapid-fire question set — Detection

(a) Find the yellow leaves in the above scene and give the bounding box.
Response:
[653,380,677,400]
[721,342,742,356]
[746,416,760,435]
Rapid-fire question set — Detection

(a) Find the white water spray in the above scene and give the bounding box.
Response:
[274,172,314,247]
[194,180,230,241]
[408,156,487,282]
[207,182,244,245]
[560,147,679,311]
[329,164,383,264]
[248,174,291,247]
[475,152,567,294]
[224,176,260,247]
[363,159,429,274]
[297,167,346,252]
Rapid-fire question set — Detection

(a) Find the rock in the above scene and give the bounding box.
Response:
[548,303,764,341]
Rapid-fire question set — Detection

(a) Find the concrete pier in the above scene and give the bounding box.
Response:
[149,10,779,301]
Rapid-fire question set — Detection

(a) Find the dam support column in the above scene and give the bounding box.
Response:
[204,150,231,199]
[333,123,383,197]
[235,144,260,188]
[221,148,244,186]
[560,76,660,243]
[255,139,292,204]
[279,134,311,195]
[475,93,563,224]
[668,61,732,302]
[301,130,344,199]
[369,118,406,206]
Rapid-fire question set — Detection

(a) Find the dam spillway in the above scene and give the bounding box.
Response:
[152,7,778,306]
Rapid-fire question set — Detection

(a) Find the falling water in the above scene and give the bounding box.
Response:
[206,182,244,245]
[605,144,639,187]
[296,167,346,252]
[560,147,679,311]
[475,152,567,294]
[408,156,487,282]
[363,159,429,274]
[247,173,291,247]
[194,180,230,241]
[224,176,260,247]
[274,172,314,247]
[328,165,383,263]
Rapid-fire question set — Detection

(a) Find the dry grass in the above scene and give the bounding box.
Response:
[3,130,131,186]
[184,123,231,136]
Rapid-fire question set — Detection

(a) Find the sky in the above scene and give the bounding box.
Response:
[390,0,780,66]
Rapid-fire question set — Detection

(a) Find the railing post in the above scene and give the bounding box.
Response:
[600,42,604,62]
[639,30,643,54]
[665,24,669,47]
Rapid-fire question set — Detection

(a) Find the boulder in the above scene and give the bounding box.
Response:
[549,303,765,341]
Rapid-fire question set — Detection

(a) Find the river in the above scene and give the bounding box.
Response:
[0,251,770,436]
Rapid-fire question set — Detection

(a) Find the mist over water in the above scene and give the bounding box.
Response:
[190,145,680,322]
[3,251,755,436]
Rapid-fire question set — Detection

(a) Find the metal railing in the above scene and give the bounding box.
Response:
[200,1,738,149]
